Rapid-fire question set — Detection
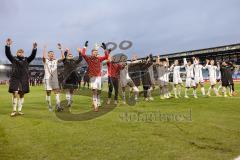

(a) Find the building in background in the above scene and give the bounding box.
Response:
[0,43,240,84]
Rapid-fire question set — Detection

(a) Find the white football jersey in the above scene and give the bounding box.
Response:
[120,63,131,80]
[185,65,194,78]
[157,65,169,81]
[206,65,218,79]
[193,63,203,78]
[44,59,58,80]
[172,65,181,79]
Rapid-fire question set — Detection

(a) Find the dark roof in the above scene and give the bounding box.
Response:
[159,43,240,59]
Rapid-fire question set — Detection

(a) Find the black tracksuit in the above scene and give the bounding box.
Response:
[220,64,234,87]
[140,61,153,98]
[108,77,119,100]
[128,62,141,87]
[62,56,83,90]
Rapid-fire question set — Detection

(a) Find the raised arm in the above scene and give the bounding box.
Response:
[192,57,198,65]
[99,43,109,62]
[183,58,187,66]
[169,64,175,71]
[55,43,65,63]
[58,43,65,60]
[80,41,91,64]
[81,41,88,57]
[42,45,47,63]
[202,59,209,69]
[216,62,220,70]
[156,55,160,65]
[75,47,83,63]
[5,38,14,63]
[27,42,37,63]
[166,57,169,67]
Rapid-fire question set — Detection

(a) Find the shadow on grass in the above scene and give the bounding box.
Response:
[55,83,173,121]
[55,88,136,121]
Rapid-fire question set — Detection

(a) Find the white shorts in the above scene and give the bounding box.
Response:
[44,78,59,91]
[185,78,195,88]
[173,77,182,85]
[90,76,102,90]
[158,78,168,87]
[209,77,217,86]
[194,76,204,84]
[120,77,133,88]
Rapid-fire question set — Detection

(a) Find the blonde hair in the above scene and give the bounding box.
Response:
[17,49,24,53]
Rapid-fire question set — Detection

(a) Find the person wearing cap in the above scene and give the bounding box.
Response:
[5,38,37,117]
[80,41,109,112]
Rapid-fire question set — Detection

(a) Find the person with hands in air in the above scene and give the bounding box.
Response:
[106,51,124,105]
[205,59,220,97]
[81,41,109,112]
[156,55,170,99]
[59,44,83,108]
[42,44,62,112]
[5,38,37,117]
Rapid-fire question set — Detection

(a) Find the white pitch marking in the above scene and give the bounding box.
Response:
[234,156,240,160]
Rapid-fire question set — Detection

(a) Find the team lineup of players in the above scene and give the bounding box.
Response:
[4,38,235,117]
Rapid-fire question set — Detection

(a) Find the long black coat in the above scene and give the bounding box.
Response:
[5,45,37,93]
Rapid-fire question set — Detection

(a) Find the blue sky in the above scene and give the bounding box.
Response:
[1,0,240,60]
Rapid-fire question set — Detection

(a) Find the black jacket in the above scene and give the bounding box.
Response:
[61,55,83,89]
[5,45,37,93]
[220,64,233,86]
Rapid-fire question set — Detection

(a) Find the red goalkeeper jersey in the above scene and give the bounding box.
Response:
[82,47,109,77]
[107,62,123,78]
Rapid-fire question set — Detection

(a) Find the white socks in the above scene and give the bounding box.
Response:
[193,89,197,97]
[133,86,139,92]
[47,93,60,108]
[66,92,72,103]
[97,94,101,106]
[222,87,227,97]
[92,94,97,108]
[12,97,17,112]
[217,85,222,92]
[214,87,219,95]
[207,87,219,96]
[174,87,177,97]
[133,86,139,100]
[46,95,51,106]
[201,87,205,96]
[55,94,60,105]
[178,86,182,96]
[18,98,24,112]
[66,92,70,101]
[12,97,24,112]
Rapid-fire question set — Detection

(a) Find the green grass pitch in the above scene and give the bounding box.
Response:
[0,84,240,160]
